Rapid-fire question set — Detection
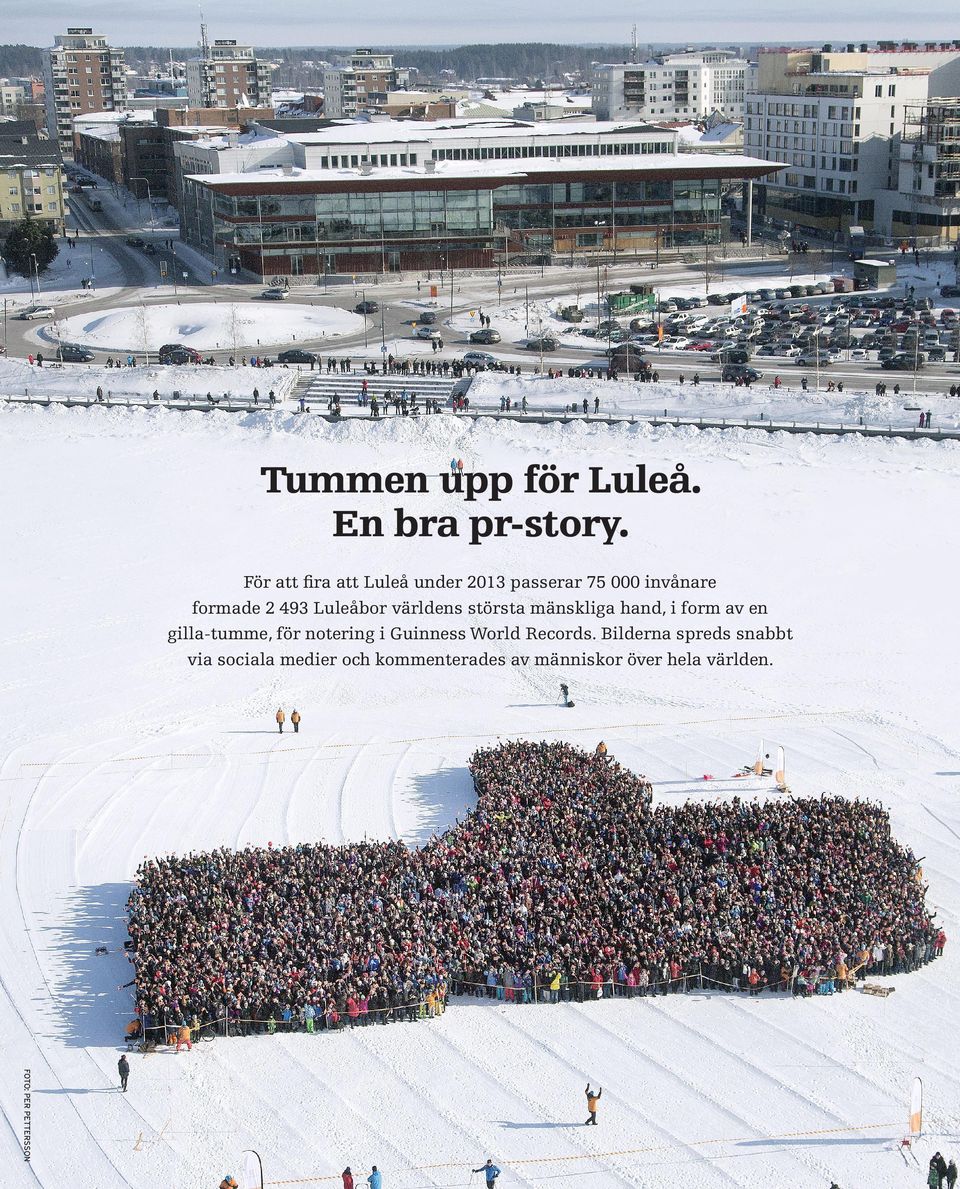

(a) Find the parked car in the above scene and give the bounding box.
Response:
[56,344,95,363]
[940,284,960,298]
[355,299,379,314]
[259,288,288,300]
[470,328,502,344]
[722,364,763,382]
[881,354,925,370]
[462,351,502,370]
[795,353,832,366]
[19,305,55,320]
[278,349,318,364]
[158,343,203,364]
[711,347,752,364]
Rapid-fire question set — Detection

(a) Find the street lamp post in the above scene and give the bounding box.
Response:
[129,177,154,230]
[593,219,606,334]
[814,328,821,393]
[379,303,386,364]
[360,289,369,348]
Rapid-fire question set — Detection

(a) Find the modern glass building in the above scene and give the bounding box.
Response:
[180,120,778,277]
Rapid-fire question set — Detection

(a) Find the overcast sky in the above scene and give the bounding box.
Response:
[5,1,959,48]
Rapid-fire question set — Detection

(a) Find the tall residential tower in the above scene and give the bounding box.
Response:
[43,28,127,159]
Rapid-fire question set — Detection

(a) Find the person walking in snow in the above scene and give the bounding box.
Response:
[560,682,570,707]
[276,708,285,733]
[118,1054,130,1092]
[945,1159,957,1189]
[472,1159,501,1186]
[342,1169,354,1189]
[931,1153,948,1188]
[291,709,301,734]
[367,1167,382,1189]
[584,1084,601,1125]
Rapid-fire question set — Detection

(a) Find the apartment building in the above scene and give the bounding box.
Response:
[186,41,272,110]
[42,28,127,159]
[0,120,65,236]
[592,51,751,122]
[322,50,401,118]
[0,81,27,117]
[744,43,960,237]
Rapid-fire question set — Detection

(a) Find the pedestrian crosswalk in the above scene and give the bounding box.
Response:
[294,372,460,409]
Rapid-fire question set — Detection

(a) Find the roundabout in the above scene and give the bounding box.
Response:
[39,301,365,352]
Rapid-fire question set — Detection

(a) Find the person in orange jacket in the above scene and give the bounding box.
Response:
[291,708,301,734]
[585,1084,601,1125]
[276,707,285,733]
[175,1023,192,1052]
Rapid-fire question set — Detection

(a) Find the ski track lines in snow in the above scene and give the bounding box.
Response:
[490,1006,744,1187]
[619,997,863,1182]
[268,1032,484,1188]
[3,744,147,1188]
[23,737,219,1188]
[715,995,904,1128]
[427,1009,661,1186]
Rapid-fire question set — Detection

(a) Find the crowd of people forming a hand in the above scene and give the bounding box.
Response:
[126,740,942,1040]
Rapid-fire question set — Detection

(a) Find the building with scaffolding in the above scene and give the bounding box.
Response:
[888,100,960,242]
[744,43,960,240]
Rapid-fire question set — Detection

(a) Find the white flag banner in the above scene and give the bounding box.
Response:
[242,1150,264,1189]
[909,1077,923,1136]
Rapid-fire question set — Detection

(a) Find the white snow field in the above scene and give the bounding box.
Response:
[0,407,958,1189]
[0,357,298,404]
[42,302,365,352]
